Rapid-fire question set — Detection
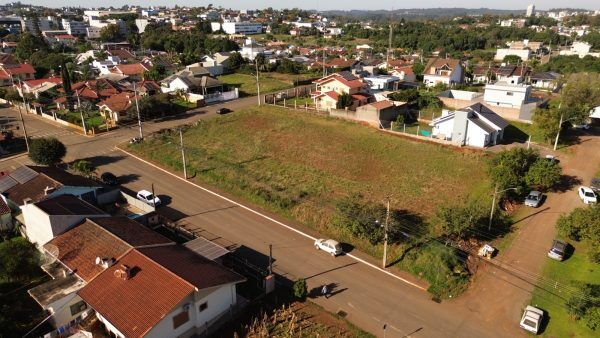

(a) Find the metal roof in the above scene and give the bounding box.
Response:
[184,236,230,261]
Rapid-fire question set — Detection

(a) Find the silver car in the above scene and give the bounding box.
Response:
[314,239,343,256]
[525,191,543,208]
[548,239,567,261]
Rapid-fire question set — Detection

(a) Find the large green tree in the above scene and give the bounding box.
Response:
[15,33,47,62]
[0,237,40,282]
[100,24,121,42]
[487,148,540,194]
[560,73,600,123]
[525,158,562,191]
[28,137,66,166]
[532,106,562,144]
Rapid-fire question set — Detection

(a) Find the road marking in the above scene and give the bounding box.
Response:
[117,146,427,291]
[347,302,355,309]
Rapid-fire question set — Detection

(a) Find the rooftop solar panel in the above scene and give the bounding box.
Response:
[184,237,230,261]
[10,166,38,184]
[0,176,17,192]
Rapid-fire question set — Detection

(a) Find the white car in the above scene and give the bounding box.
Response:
[520,305,544,334]
[578,186,597,204]
[136,190,161,207]
[314,239,342,256]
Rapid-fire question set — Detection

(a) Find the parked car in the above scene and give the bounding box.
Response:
[547,239,568,261]
[525,191,543,208]
[100,172,118,186]
[129,137,143,144]
[590,178,600,193]
[520,305,544,334]
[314,239,342,256]
[578,186,598,204]
[216,107,231,115]
[572,123,591,130]
[544,154,559,164]
[136,190,161,207]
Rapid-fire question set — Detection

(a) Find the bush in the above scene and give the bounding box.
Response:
[71,159,96,177]
[0,237,40,282]
[488,148,541,194]
[28,137,66,166]
[556,205,600,262]
[292,278,308,300]
[565,283,600,330]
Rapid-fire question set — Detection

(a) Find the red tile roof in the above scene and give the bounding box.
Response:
[22,77,62,89]
[112,63,148,76]
[78,249,194,338]
[0,63,35,80]
[394,66,414,75]
[97,92,137,113]
[369,100,394,110]
[0,196,10,215]
[55,34,76,39]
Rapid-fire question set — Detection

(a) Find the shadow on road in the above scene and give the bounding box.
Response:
[510,207,551,226]
[402,327,423,337]
[304,262,357,280]
[553,174,582,193]
[118,173,140,184]
[80,155,126,167]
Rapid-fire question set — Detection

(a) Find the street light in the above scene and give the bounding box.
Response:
[489,185,518,231]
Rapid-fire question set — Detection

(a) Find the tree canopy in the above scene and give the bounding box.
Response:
[28,137,67,166]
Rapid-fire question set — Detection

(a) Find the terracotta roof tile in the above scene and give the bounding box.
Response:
[78,249,194,338]
[113,63,148,76]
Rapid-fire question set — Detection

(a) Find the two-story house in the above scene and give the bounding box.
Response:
[312,71,369,110]
[0,63,35,86]
[422,58,463,87]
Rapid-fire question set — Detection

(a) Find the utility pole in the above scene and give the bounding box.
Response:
[382,197,390,269]
[133,81,143,139]
[387,12,393,66]
[255,58,261,106]
[489,186,517,231]
[179,128,187,179]
[14,77,30,152]
[75,92,87,135]
[553,111,563,151]
[322,47,326,78]
[268,244,273,275]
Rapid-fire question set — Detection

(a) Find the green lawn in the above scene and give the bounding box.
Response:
[504,121,546,144]
[530,240,600,337]
[56,110,106,128]
[129,106,491,259]
[219,73,295,96]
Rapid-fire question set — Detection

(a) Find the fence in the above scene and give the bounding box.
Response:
[263,84,315,104]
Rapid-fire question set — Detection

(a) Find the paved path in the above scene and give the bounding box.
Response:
[2,103,599,337]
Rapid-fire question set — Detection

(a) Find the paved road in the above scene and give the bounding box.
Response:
[2,104,598,337]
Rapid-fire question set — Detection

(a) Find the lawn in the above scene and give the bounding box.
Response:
[129,106,491,259]
[530,240,600,337]
[56,110,106,128]
[219,73,294,96]
[504,121,546,144]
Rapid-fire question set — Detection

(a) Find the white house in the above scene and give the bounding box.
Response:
[484,81,532,109]
[240,39,265,60]
[363,75,400,91]
[20,195,108,247]
[529,72,561,90]
[78,245,246,338]
[590,106,600,119]
[559,41,600,58]
[431,103,509,148]
[422,58,463,87]
[495,48,531,61]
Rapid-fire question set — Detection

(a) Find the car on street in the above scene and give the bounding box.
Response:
[578,186,597,204]
[547,239,568,261]
[136,190,161,207]
[520,305,544,334]
[524,191,543,208]
[314,239,342,256]
[216,107,231,115]
[100,172,118,186]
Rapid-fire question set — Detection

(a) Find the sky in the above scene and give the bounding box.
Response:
[6,1,600,11]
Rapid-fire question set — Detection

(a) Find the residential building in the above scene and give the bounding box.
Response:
[363,75,400,91]
[78,245,245,338]
[18,77,62,98]
[0,16,23,34]
[221,21,262,35]
[484,81,532,109]
[108,63,150,81]
[494,40,544,61]
[390,66,416,82]
[422,57,463,87]
[135,19,151,33]
[29,217,173,331]
[526,4,536,17]
[0,63,35,86]
[529,72,561,90]
[97,92,139,123]
[312,71,369,110]
[240,39,265,61]
[86,26,101,39]
[0,194,12,230]
[430,103,509,148]
[20,194,108,246]
[559,41,600,58]
[355,100,407,126]
[61,19,88,36]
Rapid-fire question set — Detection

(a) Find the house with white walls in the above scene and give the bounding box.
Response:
[483,81,532,109]
[422,57,463,87]
[430,103,509,148]
[78,245,246,338]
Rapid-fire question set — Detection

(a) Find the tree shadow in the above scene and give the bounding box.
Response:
[502,125,529,143]
[117,173,140,184]
[553,175,582,193]
[79,155,126,167]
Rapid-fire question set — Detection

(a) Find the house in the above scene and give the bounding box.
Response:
[529,72,561,90]
[483,81,532,109]
[494,40,544,61]
[355,100,407,126]
[0,63,35,86]
[431,103,509,148]
[422,58,463,87]
[559,41,600,58]
[78,245,245,338]
[109,63,149,81]
[28,217,174,331]
[161,68,224,97]
[133,80,161,96]
[312,72,369,110]
[20,194,108,246]
[0,165,102,208]
[18,77,62,98]
[221,21,262,35]
[363,75,401,91]
[390,66,416,82]
[240,39,265,61]
[0,194,12,230]
[97,92,138,122]
[214,52,232,70]
[198,57,224,76]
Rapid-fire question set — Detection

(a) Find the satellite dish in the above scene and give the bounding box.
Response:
[95,257,102,265]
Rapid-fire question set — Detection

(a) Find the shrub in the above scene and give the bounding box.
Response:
[557,205,600,262]
[71,159,96,177]
[292,278,308,300]
[28,137,66,166]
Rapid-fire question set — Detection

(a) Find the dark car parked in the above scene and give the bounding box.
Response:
[100,172,118,186]
[216,107,231,115]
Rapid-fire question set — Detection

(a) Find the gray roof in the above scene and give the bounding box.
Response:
[465,103,509,129]
[530,71,560,81]
[468,116,497,134]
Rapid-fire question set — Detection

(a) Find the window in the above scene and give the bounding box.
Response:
[69,301,87,316]
[172,311,189,329]
[199,302,208,312]
[506,92,513,96]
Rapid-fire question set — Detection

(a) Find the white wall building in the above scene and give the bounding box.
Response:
[221,21,262,35]
[61,19,88,36]
[494,48,531,61]
[559,41,600,58]
[484,81,532,109]
[526,4,536,17]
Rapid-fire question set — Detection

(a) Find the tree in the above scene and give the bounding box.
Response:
[557,205,600,262]
[61,60,74,111]
[565,283,600,330]
[532,107,561,144]
[144,64,166,81]
[525,158,562,191]
[503,54,522,64]
[336,93,353,109]
[71,159,96,177]
[560,73,600,124]
[432,200,487,239]
[227,52,245,70]
[100,24,120,42]
[0,237,40,282]
[15,32,47,62]
[28,137,66,166]
[487,148,539,194]
[292,278,308,300]
[389,88,420,103]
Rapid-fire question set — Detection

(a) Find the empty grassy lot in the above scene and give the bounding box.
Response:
[129,106,490,253]
[530,240,600,337]
[219,73,293,96]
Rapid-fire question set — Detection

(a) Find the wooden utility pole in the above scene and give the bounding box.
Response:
[382,197,390,269]
[133,81,143,139]
[255,58,261,106]
[179,128,187,179]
